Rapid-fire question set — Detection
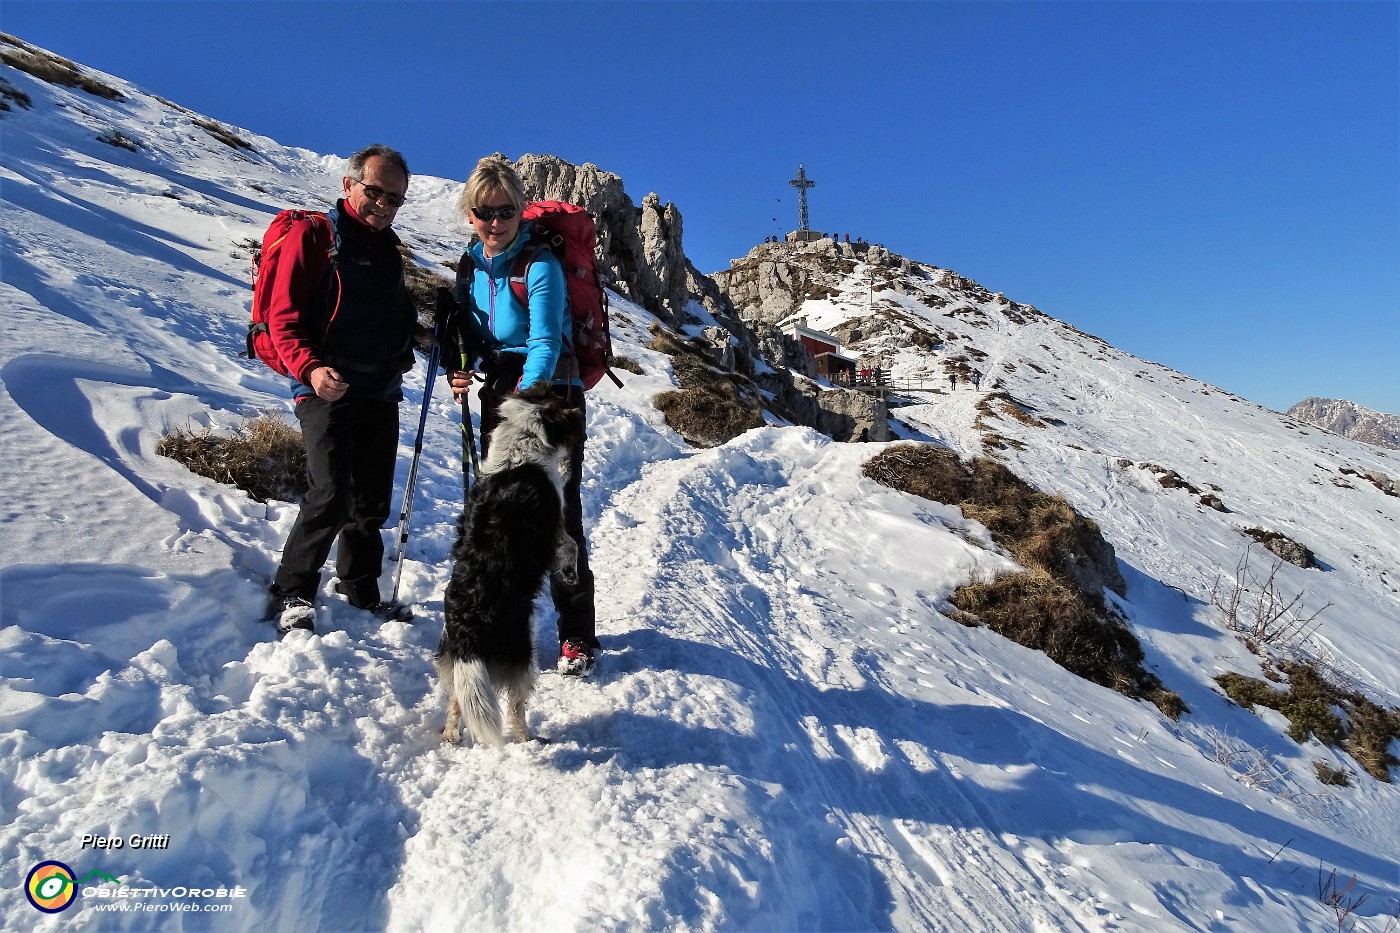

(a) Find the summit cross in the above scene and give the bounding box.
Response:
[788,164,815,232]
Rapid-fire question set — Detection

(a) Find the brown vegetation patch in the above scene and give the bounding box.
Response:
[863,444,1180,716]
[1,33,125,100]
[193,117,254,152]
[976,391,1046,429]
[158,415,307,503]
[1216,662,1400,782]
[97,129,139,151]
[649,323,765,447]
[610,355,644,376]
[1,76,32,110]
[398,246,454,319]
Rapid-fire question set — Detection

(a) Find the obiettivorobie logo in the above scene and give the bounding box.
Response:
[25,861,123,913]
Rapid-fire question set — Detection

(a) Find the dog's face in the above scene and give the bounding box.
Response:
[498,386,584,454]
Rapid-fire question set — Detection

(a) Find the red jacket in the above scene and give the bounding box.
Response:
[264,201,414,400]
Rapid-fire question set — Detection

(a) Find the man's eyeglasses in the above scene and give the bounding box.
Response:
[471,204,518,223]
[350,179,406,208]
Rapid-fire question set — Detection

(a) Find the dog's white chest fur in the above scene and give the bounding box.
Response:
[478,401,571,501]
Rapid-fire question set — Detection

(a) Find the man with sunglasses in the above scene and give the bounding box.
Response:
[264,144,418,635]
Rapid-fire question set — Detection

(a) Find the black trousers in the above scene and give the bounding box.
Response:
[273,395,399,602]
[479,363,597,648]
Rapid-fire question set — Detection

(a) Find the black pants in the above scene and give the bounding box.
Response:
[273,395,399,603]
[479,359,598,648]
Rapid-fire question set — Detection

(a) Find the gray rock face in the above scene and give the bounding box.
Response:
[1066,531,1129,600]
[1287,397,1400,450]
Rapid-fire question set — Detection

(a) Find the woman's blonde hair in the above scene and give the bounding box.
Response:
[458,156,527,224]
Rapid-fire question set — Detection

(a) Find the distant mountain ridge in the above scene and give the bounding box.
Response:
[1287,397,1400,449]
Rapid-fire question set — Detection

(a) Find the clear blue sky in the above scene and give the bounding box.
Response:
[5,1,1397,415]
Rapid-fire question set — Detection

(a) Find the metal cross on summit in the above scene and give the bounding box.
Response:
[788,164,815,232]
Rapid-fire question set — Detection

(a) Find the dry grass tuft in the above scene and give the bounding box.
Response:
[192,117,254,152]
[1,75,32,110]
[398,245,454,319]
[1,33,125,100]
[610,355,644,375]
[1216,662,1400,782]
[158,414,307,503]
[864,443,1182,717]
[649,323,765,447]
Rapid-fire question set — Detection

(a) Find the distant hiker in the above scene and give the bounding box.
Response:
[265,144,418,635]
[971,372,982,389]
[858,428,870,442]
[948,373,957,390]
[844,233,850,243]
[445,156,599,677]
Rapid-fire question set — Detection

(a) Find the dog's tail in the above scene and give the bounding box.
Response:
[451,658,505,748]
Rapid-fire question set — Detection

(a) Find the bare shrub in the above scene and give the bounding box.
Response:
[1209,545,1330,651]
[1200,725,1296,793]
[158,414,306,503]
[1199,726,1338,819]
[1318,866,1368,932]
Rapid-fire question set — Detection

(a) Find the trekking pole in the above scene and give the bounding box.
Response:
[390,337,441,605]
[459,357,480,498]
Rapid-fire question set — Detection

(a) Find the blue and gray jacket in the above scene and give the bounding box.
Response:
[454,222,567,390]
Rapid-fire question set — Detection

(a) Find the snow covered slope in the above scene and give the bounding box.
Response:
[3,40,1398,933]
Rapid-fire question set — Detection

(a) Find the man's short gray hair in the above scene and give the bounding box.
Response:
[347,144,410,182]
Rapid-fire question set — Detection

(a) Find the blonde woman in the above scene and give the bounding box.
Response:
[446,157,598,676]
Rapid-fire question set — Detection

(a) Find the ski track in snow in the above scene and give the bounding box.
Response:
[2,50,1399,933]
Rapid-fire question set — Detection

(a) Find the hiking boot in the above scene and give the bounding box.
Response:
[365,599,413,623]
[557,639,596,677]
[271,596,316,635]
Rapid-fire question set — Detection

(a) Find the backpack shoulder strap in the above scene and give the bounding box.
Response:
[311,209,339,261]
[506,228,556,307]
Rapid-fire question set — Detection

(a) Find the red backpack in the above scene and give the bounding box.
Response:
[507,201,621,390]
[243,210,338,377]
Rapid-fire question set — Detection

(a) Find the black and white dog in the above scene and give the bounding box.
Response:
[436,386,584,747]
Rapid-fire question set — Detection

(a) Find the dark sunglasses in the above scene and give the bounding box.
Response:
[471,204,518,223]
[350,179,405,208]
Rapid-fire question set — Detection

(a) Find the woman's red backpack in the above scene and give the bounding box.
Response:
[508,201,621,390]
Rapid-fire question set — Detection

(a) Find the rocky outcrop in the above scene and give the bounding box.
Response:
[806,382,889,442]
[712,238,879,330]
[1287,397,1400,450]
[1240,528,1317,569]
